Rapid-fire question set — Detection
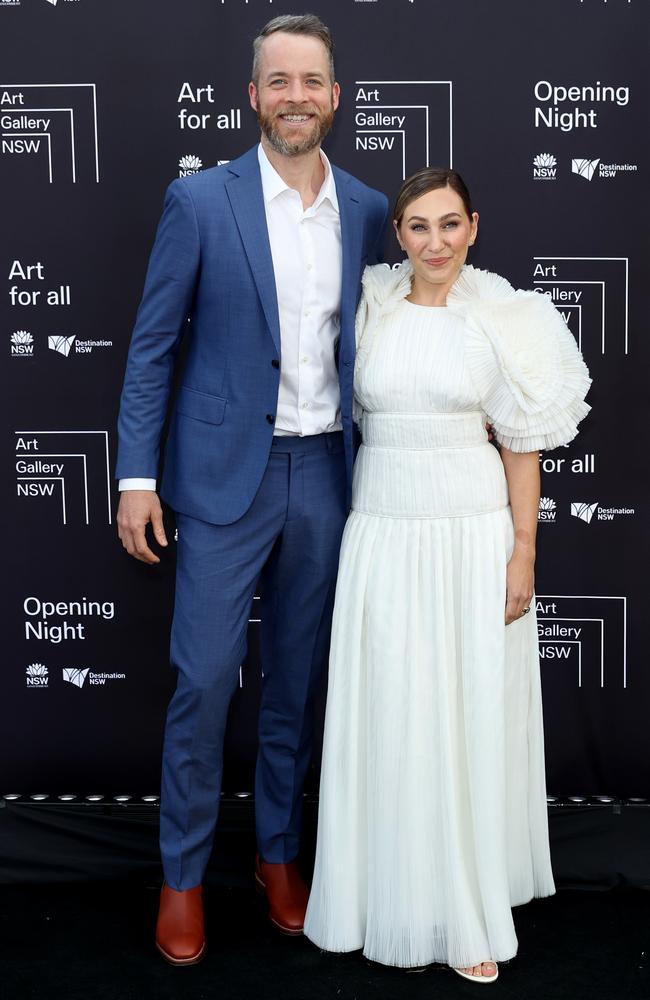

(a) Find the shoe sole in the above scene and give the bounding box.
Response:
[255,870,304,936]
[156,941,207,966]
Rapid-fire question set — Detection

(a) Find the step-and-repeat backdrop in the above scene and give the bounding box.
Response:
[2,0,647,799]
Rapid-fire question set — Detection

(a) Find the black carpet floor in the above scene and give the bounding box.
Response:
[0,882,650,1000]
[1,883,648,1000]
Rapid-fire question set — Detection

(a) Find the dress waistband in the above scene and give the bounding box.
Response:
[361,411,487,451]
[353,411,508,519]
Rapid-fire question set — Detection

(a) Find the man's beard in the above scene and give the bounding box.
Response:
[257,102,335,156]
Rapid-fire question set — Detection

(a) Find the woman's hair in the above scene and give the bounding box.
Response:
[251,14,335,87]
[393,168,473,227]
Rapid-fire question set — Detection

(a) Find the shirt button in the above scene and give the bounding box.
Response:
[301,402,310,409]
[306,263,313,271]
[271,359,279,369]
[304,310,311,317]
[301,356,309,364]
[266,414,275,424]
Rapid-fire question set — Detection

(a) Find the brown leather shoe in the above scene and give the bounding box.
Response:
[255,854,309,935]
[155,883,206,966]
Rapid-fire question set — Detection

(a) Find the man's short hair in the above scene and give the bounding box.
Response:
[251,14,335,87]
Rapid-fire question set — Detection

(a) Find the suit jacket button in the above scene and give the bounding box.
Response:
[266,414,275,424]
[271,359,279,369]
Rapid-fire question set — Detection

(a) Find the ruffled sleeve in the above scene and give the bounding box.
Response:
[461,286,592,452]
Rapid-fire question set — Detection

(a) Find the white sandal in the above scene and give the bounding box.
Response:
[453,962,499,984]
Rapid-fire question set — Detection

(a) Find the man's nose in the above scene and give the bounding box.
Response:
[285,80,309,103]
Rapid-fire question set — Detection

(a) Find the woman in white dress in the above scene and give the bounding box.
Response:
[304,168,591,982]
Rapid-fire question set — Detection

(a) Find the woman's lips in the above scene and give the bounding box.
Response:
[424,257,451,267]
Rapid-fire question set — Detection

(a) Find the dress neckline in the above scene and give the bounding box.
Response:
[403,299,448,310]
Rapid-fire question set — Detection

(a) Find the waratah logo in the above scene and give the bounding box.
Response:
[538,497,557,522]
[572,158,600,181]
[44,0,58,6]
[179,154,202,176]
[11,331,33,345]
[48,335,75,357]
[26,663,49,687]
[62,667,89,689]
[570,501,598,524]
[533,153,557,181]
[11,331,34,356]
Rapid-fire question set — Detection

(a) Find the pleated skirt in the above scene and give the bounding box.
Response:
[304,504,555,968]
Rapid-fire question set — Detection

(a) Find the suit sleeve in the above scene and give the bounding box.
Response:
[368,193,390,265]
[116,179,200,480]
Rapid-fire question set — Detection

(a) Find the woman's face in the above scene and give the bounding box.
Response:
[394,186,478,298]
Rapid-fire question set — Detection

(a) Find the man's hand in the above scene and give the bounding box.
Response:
[117,490,168,565]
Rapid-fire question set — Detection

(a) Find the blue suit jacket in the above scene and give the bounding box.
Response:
[116,146,388,524]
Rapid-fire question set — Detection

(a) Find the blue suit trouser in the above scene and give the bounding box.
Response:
[160,432,347,890]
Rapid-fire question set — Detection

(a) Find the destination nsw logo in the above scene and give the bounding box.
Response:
[570,501,634,524]
[62,667,124,687]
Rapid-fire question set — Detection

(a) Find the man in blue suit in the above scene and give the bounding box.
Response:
[117,14,387,965]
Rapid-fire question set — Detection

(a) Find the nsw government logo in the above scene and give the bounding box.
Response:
[533,153,557,180]
[11,331,34,357]
[178,154,202,177]
[26,663,48,687]
[538,497,557,522]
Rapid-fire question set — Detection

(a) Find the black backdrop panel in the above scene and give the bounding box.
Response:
[1,0,647,797]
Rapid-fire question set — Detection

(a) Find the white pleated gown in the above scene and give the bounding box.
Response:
[304,262,591,969]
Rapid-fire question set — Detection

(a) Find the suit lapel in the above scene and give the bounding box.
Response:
[335,169,363,365]
[225,151,281,355]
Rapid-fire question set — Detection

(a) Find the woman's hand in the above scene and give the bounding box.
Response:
[505,549,535,625]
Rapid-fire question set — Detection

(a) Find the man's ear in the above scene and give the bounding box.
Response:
[249,82,259,112]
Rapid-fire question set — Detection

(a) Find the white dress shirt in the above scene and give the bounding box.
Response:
[120,143,343,492]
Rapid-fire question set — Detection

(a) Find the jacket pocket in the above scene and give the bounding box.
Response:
[175,385,227,425]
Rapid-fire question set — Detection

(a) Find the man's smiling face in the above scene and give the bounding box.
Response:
[249,31,340,157]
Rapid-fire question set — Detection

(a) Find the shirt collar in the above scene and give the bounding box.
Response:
[257,143,339,214]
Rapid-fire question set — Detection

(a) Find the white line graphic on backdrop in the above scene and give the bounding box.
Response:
[0,132,53,181]
[0,85,99,182]
[532,257,629,354]
[355,81,453,179]
[14,431,111,524]
[536,595,627,687]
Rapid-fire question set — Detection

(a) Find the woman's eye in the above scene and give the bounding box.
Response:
[410,224,426,232]
[442,221,459,230]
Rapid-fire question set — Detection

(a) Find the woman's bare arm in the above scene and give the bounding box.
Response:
[499,448,540,625]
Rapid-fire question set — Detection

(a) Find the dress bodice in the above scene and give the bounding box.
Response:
[354,300,480,420]
[351,300,508,519]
